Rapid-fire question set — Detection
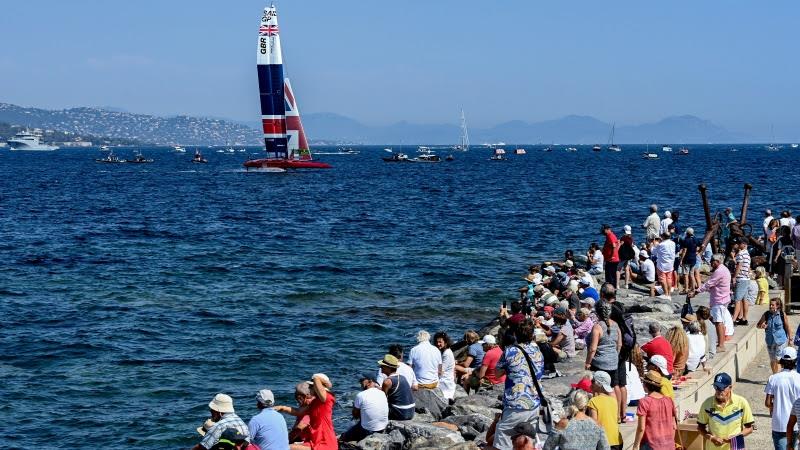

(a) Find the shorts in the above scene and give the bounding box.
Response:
[657,269,673,287]
[590,365,619,387]
[734,279,749,301]
[768,342,788,361]
[710,304,730,323]
[493,407,539,450]
[616,358,628,387]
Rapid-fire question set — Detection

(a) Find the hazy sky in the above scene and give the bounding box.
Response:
[2,1,798,138]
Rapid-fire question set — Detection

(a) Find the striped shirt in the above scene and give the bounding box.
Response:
[201,413,250,449]
[735,249,750,280]
[697,394,754,450]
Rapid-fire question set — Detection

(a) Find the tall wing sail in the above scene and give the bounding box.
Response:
[257,6,287,159]
[284,78,312,160]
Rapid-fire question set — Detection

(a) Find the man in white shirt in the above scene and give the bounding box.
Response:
[634,250,657,296]
[642,204,661,241]
[659,210,673,236]
[652,233,676,298]
[407,330,443,389]
[765,347,800,450]
[764,209,775,238]
[340,374,389,442]
[376,344,417,389]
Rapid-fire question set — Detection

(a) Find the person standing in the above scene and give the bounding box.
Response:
[678,227,701,292]
[697,372,754,450]
[651,233,676,298]
[487,319,545,450]
[407,330,443,389]
[642,204,661,241]
[659,210,673,236]
[248,389,289,450]
[731,238,752,325]
[601,224,621,288]
[585,301,621,392]
[689,254,733,353]
[586,371,622,450]
[632,370,677,450]
[758,298,794,374]
[340,374,389,442]
[765,347,800,450]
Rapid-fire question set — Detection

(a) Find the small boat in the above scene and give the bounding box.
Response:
[792,144,799,148]
[592,144,602,152]
[494,148,506,155]
[226,148,236,154]
[662,146,673,152]
[514,148,526,155]
[95,150,125,163]
[608,145,621,152]
[607,123,621,151]
[413,153,442,163]
[243,7,331,171]
[192,149,208,163]
[766,144,780,152]
[565,147,577,152]
[677,147,689,155]
[127,150,154,163]
[382,152,411,162]
[731,148,738,152]
[643,152,659,159]
[454,109,470,151]
[542,146,552,152]
[445,154,454,161]
[237,148,246,153]
[489,154,506,161]
[173,145,186,153]
[100,145,110,151]
[216,149,225,153]
[316,148,360,155]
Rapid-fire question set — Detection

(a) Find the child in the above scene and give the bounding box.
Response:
[755,266,769,305]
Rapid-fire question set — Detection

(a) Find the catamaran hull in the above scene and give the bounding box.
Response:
[243,158,331,169]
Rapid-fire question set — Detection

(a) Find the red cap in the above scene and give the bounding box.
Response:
[543,306,554,314]
[571,378,592,393]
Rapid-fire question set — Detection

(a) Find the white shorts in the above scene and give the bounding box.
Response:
[710,304,735,336]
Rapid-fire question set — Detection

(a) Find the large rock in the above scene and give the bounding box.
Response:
[388,421,465,449]
[443,403,500,419]
[413,388,448,420]
[440,413,494,432]
[341,430,404,450]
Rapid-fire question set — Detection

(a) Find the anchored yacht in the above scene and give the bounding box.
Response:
[7,130,59,151]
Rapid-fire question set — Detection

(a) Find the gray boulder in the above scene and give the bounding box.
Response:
[387,421,465,449]
[413,388,448,420]
[443,403,500,419]
[440,413,494,432]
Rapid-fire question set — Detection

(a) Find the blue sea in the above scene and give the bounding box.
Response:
[1,144,798,447]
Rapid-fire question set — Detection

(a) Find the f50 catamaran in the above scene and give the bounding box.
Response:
[244,5,331,170]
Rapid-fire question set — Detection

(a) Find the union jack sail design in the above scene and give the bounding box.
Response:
[257,5,287,158]
[284,78,311,160]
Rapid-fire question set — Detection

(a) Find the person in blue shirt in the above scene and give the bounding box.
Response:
[579,279,600,302]
[248,389,289,450]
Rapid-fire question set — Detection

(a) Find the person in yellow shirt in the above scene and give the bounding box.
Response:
[586,371,622,450]
[755,266,769,305]
[647,355,674,399]
[697,372,754,450]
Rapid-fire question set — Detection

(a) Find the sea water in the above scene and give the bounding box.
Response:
[1,144,797,447]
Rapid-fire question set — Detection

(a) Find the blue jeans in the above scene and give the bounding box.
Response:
[772,431,787,450]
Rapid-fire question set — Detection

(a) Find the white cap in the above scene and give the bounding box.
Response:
[256,389,274,406]
[664,210,671,218]
[623,225,632,235]
[648,355,670,376]
[479,335,497,345]
[782,347,798,361]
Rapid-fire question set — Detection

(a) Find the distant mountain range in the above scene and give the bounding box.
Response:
[0,102,760,145]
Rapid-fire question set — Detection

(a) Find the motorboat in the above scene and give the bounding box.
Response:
[127,151,154,163]
[100,145,110,151]
[413,153,442,163]
[173,145,186,153]
[445,154,454,161]
[662,146,673,152]
[7,129,58,151]
[643,152,659,159]
[192,149,208,163]
[592,144,601,152]
[382,152,411,162]
[514,148,526,154]
[565,147,577,152]
[417,146,431,153]
[542,146,552,152]
[95,150,125,163]
[792,144,799,148]
[677,148,689,155]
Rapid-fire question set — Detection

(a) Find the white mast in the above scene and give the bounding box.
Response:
[458,108,470,151]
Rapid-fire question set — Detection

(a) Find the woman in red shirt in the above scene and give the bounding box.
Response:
[275,374,338,450]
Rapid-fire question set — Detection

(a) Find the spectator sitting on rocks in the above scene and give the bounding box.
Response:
[683,318,708,373]
[549,306,576,360]
[646,355,674,399]
[543,389,610,450]
[407,330,443,390]
[571,307,594,347]
[434,331,457,402]
[641,323,674,377]
[579,278,600,302]
[376,344,417,390]
[193,394,250,450]
[273,374,336,450]
[455,330,484,383]
[588,242,604,275]
[248,389,288,450]
[485,319,545,450]
[339,373,389,442]
[665,325,689,376]
[287,383,312,447]
[465,334,506,394]
[377,354,415,420]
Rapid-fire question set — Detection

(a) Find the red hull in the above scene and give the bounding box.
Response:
[243,158,332,169]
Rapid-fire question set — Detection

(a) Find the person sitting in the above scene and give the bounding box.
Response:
[465,335,506,393]
[340,374,389,442]
[454,330,484,383]
[641,323,674,376]
[377,354,415,420]
[193,394,250,450]
[287,384,312,447]
[549,306,576,360]
[273,374,337,450]
[248,389,289,450]
[209,428,254,450]
[375,344,417,390]
[571,307,594,348]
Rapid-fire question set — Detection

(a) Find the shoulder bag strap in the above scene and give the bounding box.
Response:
[513,344,548,407]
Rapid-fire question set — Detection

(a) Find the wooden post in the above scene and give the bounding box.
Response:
[740,183,752,225]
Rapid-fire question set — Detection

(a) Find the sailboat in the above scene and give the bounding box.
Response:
[453,109,469,151]
[193,148,208,163]
[243,5,331,170]
[607,123,621,152]
[766,125,780,151]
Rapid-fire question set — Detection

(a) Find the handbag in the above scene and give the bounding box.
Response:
[513,344,554,434]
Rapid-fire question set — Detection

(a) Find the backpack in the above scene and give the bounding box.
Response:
[612,302,637,350]
[619,241,635,261]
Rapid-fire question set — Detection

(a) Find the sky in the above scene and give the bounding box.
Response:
[1,1,798,139]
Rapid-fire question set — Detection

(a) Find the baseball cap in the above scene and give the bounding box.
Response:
[255,389,274,406]
[686,227,694,236]
[623,225,632,235]
[782,347,798,361]
[593,371,613,393]
[570,377,592,393]
[648,355,670,376]
[478,334,496,345]
[713,372,732,390]
[639,250,649,259]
